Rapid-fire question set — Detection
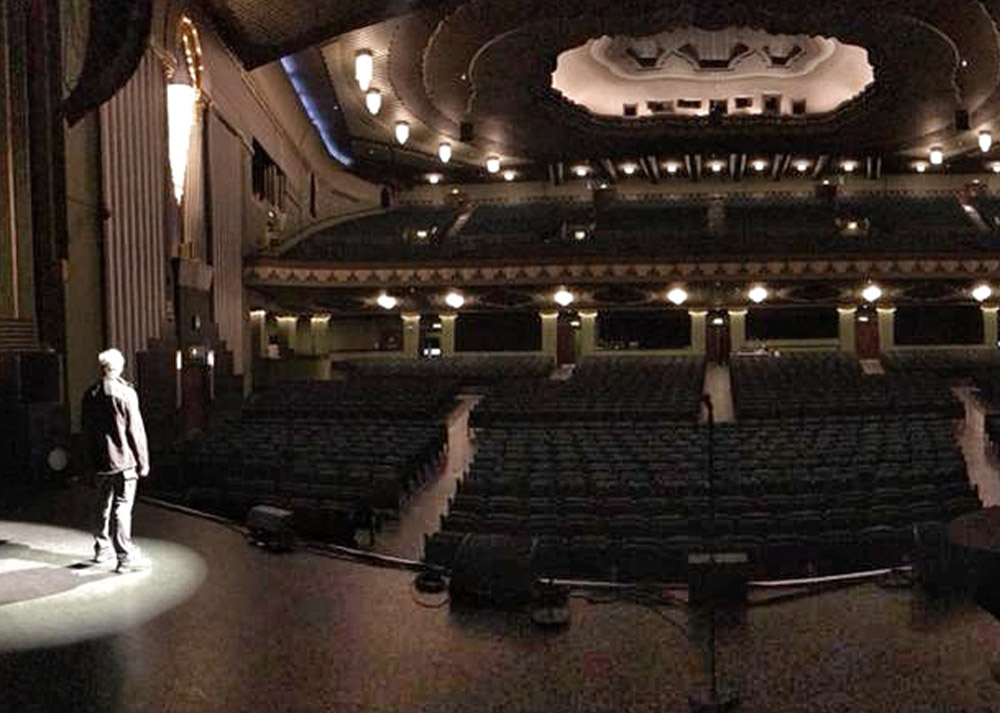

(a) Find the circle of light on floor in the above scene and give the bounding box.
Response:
[0,520,207,651]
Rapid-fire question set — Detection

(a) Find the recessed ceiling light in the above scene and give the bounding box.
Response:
[667,287,688,305]
[862,284,882,303]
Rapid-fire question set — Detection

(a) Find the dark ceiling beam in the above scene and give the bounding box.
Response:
[812,155,830,180]
[599,158,618,183]
[771,154,783,181]
[646,156,661,183]
[729,153,741,181]
[201,0,465,69]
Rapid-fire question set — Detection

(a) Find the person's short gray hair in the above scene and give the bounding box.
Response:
[98,348,125,374]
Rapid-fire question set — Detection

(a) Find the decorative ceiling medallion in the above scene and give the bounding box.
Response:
[552,26,873,118]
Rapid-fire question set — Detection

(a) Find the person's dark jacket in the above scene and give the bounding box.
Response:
[81,376,149,477]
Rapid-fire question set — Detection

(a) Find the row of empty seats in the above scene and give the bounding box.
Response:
[340,355,554,385]
[286,195,993,262]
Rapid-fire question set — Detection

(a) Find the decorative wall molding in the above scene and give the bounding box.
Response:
[246,255,1000,289]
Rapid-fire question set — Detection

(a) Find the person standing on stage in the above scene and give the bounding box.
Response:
[81,348,151,573]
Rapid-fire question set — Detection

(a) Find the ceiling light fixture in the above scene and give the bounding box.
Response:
[394,121,410,145]
[973,284,993,302]
[665,162,679,175]
[929,147,944,165]
[667,287,688,306]
[445,291,465,309]
[427,173,442,185]
[862,284,883,303]
[486,156,501,174]
[752,159,767,172]
[795,160,809,173]
[573,165,589,177]
[355,51,374,91]
[364,89,382,115]
[621,163,637,176]
[554,288,575,307]
[377,293,397,310]
[748,285,768,304]
[438,142,452,163]
[502,169,516,181]
[573,229,587,241]
[915,161,927,173]
[992,162,1000,174]
[981,130,994,153]
[710,160,723,174]
[841,160,857,173]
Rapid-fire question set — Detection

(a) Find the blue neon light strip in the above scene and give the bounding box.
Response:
[280,54,354,167]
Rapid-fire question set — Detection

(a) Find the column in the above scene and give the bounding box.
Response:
[877,306,896,354]
[689,309,708,355]
[276,315,297,353]
[540,310,558,358]
[311,315,331,355]
[439,313,457,356]
[402,312,421,358]
[728,308,747,354]
[837,306,856,352]
[296,317,313,355]
[250,310,268,358]
[578,310,598,356]
[982,305,999,348]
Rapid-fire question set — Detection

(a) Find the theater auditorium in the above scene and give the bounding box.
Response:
[4,1,1000,710]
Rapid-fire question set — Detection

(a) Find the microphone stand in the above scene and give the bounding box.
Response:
[689,392,740,712]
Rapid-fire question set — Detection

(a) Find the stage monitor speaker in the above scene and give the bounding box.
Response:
[688,552,750,605]
[1,401,71,485]
[449,534,534,607]
[955,109,971,131]
[460,121,474,142]
[247,505,295,551]
[0,351,62,403]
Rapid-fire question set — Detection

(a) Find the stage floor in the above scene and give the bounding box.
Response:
[2,486,1000,712]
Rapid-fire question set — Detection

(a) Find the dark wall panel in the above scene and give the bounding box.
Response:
[895,305,983,345]
[747,307,838,340]
[597,310,690,350]
[456,313,541,352]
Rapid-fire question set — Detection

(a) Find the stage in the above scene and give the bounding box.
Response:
[2,486,999,712]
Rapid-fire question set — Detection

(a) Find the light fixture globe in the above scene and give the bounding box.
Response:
[862,284,883,303]
[445,291,465,309]
[748,285,769,304]
[665,162,680,175]
[667,287,688,306]
[841,160,857,173]
[502,169,516,181]
[710,161,723,174]
[486,156,501,174]
[426,173,442,185]
[973,284,993,302]
[355,51,374,91]
[621,163,637,176]
[573,165,589,177]
[438,142,452,163]
[795,160,809,173]
[364,89,382,115]
[554,288,575,307]
[929,147,944,165]
[377,293,397,310]
[752,159,767,172]
[394,121,410,145]
[980,130,993,153]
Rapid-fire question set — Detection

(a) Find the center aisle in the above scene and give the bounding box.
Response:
[702,363,736,423]
[376,395,478,560]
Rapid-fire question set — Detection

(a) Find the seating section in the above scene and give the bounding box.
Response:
[471,355,705,425]
[284,206,459,261]
[342,355,554,386]
[426,415,976,580]
[287,193,992,263]
[185,379,455,535]
[731,352,960,419]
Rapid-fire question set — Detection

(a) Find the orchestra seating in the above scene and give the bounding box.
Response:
[342,355,555,386]
[185,379,455,535]
[426,414,976,580]
[470,355,705,425]
[731,352,961,419]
